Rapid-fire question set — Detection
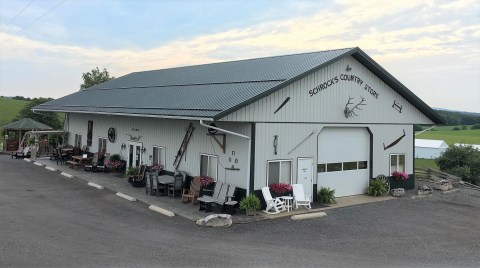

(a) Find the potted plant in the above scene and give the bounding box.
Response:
[199,176,214,195]
[317,187,336,204]
[239,194,261,216]
[126,167,138,182]
[368,178,387,196]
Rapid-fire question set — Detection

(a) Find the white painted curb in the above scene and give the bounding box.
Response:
[87,182,104,190]
[24,158,32,162]
[45,166,57,171]
[61,172,74,178]
[149,205,175,217]
[291,212,327,220]
[34,162,44,166]
[410,194,433,199]
[116,192,136,201]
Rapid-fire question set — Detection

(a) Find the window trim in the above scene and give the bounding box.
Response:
[74,133,82,148]
[266,159,292,185]
[152,146,166,168]
[98,136,107,153]
[389,153,406,174]
[200,153,218,181]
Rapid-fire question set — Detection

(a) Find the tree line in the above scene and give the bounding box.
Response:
[8,67,114,130]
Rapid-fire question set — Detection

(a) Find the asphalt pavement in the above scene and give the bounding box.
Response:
[1,154,479,267]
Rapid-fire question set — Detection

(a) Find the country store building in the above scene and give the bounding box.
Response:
[33,47,444,200]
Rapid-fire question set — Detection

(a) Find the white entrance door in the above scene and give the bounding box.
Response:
[317,127,370,197]
[127,141,143,168]
[297,157,314,199]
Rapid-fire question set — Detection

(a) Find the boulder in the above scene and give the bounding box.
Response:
[197,214,232,227]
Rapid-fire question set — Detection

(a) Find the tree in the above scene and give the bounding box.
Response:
[436,145,480,185]
[80,67,115,89]
[16,98,63,130]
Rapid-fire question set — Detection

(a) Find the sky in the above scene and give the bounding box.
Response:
[0,0,479,113]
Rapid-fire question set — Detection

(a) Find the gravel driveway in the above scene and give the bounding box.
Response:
[1,154,479,267]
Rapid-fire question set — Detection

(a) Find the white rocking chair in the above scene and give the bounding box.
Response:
[261,187,286,214]
[292,184,311,209]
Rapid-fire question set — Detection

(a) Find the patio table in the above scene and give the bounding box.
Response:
[157,175,174,196]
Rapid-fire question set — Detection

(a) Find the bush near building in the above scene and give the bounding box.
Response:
[435,145,480,185]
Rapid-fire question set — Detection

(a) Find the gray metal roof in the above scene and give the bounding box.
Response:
[2,118,53,130]
[33,47,444,124]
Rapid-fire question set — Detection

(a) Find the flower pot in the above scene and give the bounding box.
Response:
[246,209,256,216]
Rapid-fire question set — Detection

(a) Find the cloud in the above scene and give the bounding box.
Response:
[0,0,478,111]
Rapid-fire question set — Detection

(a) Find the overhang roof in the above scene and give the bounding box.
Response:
[1,118,53,130]
[32,47,445,124]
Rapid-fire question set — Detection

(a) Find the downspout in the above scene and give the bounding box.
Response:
[199,120,252,195]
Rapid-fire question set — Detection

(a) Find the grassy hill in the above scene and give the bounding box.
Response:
[0,97,28,130]
[416,128,480,145]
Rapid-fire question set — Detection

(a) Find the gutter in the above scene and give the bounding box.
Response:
[199,120,252,195]
[415,125,436,136]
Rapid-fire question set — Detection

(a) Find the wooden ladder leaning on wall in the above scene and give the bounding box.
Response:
[173,123,195,169]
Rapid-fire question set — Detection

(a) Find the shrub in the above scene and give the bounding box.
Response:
[471,124,480,130]
[126,167,138,175]
[368,178,387,196]
[318,187,336,204]
[239,194,261,212]
[110,154,122,161]
[452,127,461,131]
[436,145,480,185]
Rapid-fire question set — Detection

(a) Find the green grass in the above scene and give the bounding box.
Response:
[416,129,480,145]
[415,158,438,170]
[0,97,28,131]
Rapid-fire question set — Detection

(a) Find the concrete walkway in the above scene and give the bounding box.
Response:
[30,156,394,223]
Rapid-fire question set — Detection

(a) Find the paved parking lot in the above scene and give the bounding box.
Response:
[1,154,479,267]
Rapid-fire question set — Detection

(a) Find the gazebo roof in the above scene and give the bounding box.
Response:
[1,118,53,130]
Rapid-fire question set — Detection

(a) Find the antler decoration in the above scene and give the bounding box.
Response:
[344,96,366,118]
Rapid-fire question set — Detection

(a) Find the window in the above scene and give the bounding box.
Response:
[87,121,93,146]
[152,146,166,168]
[267,160,292,185]
[98,137,107,153]
[390,154,406,173]
[200,154,218,180]
[317,161,368,172]
[74,134,82,147]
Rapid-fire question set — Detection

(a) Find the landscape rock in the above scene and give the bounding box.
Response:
[198,214,232,227]
[391,188,405,197]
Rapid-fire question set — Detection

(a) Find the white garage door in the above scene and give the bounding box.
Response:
[317,127,370,197]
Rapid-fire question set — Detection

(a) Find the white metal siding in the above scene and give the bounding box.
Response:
[67,114,251,189]
[254,123,413,191]
[220,56,434,125]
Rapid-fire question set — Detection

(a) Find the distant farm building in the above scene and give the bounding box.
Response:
[454,143,480,151]
[415,139,449,159]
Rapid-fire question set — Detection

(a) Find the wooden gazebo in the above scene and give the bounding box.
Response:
[2,118,53,151]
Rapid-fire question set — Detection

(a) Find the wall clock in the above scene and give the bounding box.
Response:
[108,127,116,143]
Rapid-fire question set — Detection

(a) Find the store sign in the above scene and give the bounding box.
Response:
[309,73,380,99]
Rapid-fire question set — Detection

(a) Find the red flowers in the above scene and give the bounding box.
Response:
[269,183,292,195]
[392,171,409,180]
[200,176,214,187]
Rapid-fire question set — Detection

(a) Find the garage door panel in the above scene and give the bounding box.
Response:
[317,127,370,197]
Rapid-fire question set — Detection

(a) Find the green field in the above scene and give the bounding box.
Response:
[415,158,438,170]
[416,129,480,145]
[0,97,28,130]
